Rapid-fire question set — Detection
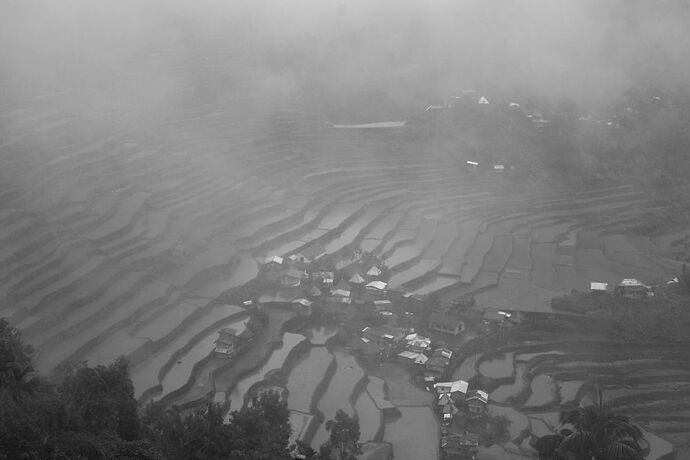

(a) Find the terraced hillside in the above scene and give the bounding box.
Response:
[1,88,683,396]
[456,338,685,459]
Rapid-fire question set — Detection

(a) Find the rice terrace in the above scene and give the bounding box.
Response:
[2,1,690,459]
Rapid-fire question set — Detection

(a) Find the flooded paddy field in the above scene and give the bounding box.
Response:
[3,80,689,459]
[464,336,688,458]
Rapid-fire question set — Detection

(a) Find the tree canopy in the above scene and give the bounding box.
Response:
[536,386,646,460]
[319,409,362,460]
[0,318,294,460]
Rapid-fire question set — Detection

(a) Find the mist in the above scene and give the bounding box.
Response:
[2,0,690,122]
[3,2,690,459]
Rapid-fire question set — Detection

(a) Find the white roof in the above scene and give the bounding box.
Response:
[407,338,431,348]
[331,288,351,297]
[214,345,231,353]
[619,278,647,287]
[493,164,505,170]
[366,281,387,290]
[468,390,489,403]
[398,351,428,364]
[291,298,313,307]
[434,380,469,394]
[590,282,608,291]
[265,255,283,264]
[413,353,429,364]
[367,266,382,277]
[509,102,520,107]
[466,160,479,166]
[349,273,365,284]
[374,300,392,305]
[361,337,371,343]
[478,96,490,105]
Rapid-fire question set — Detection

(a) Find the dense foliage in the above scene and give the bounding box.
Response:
[0,318,294,460]
[536,387,645,460]
[319,410,362,460]
[0,318,367,460]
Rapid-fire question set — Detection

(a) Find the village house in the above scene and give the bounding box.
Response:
[482,308,524,326]
[441,432,480,459]
[324,295,351,307]
[349,272,365,285]
[287,253,303,264]
[334,279,352,295]
[404,332,431,353]
[213,326,253,358]
[264,255,283,266]
[373,299,393,312]
[331,286,351,299]
[377,310,398,323]
[466,160,479,172]
[280,267,308,287]
[365,280,387,296]
[263,256,286,281]
[438,392,459,424]
[434,379,469,402]
[465,390,489,414]
[362,325,406,344]
[310,270,334,286]
[590,281,608,294]
[426,104,448,112]
[425,347,454,377]
[397,350,429,366]
[615,278,652,298]
[428,312,465,336]
[291,298,313,316]
[366,265,382,277]
[292,242,326,264]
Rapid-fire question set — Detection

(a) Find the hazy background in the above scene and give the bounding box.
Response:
[2,0,690,122]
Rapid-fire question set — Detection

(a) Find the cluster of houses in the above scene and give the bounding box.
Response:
[420,89,551,129]
[260,249,391,316]
[465,160,514,174]
[431,377,489,459]
[590,278,654,299]
[441,432,480,460]
[432,378,490,422]
[355,321,461,378]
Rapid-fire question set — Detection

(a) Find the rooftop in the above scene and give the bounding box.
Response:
[366,280,387,290]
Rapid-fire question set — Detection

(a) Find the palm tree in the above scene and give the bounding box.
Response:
[557,386,645,460]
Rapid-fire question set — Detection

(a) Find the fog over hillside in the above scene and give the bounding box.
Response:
[2,3,690,459]
[2,0,690,121]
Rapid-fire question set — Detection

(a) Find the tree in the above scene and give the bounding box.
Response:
[231,390,292,460]
[0,318,36,397]
[538,386,646,460]
[320,409,362,460]
[534,429,571,460]
[59,357,140,440]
